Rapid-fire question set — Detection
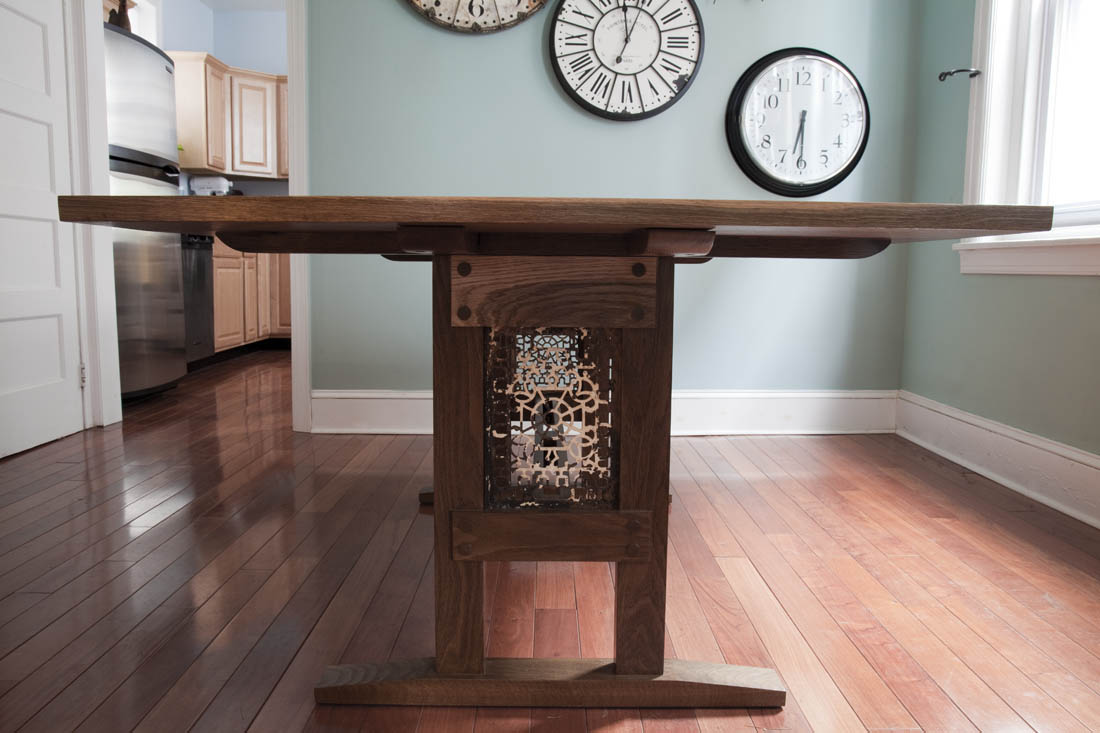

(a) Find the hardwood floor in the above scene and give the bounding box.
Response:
[1,351,1099,731]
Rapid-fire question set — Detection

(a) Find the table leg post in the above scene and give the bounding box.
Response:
[432,255,484,674]
[615,257,674,675]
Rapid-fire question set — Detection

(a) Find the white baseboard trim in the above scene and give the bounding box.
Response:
[669,390,897,436]
[309,389,898,436]
[896,390,1100,530]
[310,390,433,435]
[310,387,1100,528]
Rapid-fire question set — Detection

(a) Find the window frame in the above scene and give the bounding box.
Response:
[955,0,1100,276]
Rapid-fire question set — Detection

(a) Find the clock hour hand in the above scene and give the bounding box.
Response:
[793,109,807,165]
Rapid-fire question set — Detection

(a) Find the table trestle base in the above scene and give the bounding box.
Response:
[315,658,786,708]
[316,251,788,709]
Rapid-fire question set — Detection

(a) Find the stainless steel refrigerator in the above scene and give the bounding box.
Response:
[104,23,187,398]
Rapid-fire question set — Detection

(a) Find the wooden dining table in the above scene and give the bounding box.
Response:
[58,195,1052,710]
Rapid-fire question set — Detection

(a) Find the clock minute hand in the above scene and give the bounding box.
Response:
[793,109,807,163]
[616,4,642,64]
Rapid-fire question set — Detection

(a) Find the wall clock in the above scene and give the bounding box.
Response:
[726,48,869,197]
[406,0,546,33]
[550,0,704,121]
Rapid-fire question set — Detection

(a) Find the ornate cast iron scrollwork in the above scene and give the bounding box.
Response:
[485,327,619,510]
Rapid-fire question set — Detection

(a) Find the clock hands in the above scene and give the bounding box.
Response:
[616,2,643,65]
[793,109,807,169]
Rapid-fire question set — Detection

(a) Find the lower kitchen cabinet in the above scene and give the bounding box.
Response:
[212,242,287,353]
[270,252,292,336]
[213,254,244,351]
[243,254,258,342]
[258,253,271,338]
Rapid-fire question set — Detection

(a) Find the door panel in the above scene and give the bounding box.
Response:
[243,256,258,341]
[270,251,292,337]
[205,61,227,170]
[277,78,288,177]
[257,252,271,338]
[230,72,275,176]
[213,256,244,351]
[0,0,84,457]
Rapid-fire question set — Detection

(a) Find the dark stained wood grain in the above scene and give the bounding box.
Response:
[431,255,485,676]
[451,511,652,562]
[450,256,657,328]
[711,235,890,259]
[380,232,887,260]
[218,227,476,255]
[633,230,715,257]
[615,258,675,676]
[57,195,1052,243]
[314,657,786,708]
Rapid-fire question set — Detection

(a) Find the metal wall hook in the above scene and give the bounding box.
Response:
[939,68,982,82]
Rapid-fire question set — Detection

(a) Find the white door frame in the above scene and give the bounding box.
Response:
[56,0,310,433]
[64,0,122,429]
[287,0,311,432]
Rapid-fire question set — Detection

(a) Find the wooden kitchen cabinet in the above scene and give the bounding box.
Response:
[169,52,229,172]
[243,254,259,342]
[230,71,277,178]
[168,52,287,179]
[213,242,286,353]
[213,253,244,351]
[270,252,292,337]
[277,78,289,178]
[257,253,271,338]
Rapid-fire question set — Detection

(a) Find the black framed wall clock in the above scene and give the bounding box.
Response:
[726,48,869,197]
[550,0,704,121]
[406,0,547,33]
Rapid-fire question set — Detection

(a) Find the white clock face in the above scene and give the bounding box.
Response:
[551,0,703,120]
[407,0,546,33]
[738,53,868,188]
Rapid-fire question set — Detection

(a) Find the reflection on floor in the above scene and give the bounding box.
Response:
[0,351,1099,731]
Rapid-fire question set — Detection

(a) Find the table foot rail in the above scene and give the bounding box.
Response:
[315,657,786,708]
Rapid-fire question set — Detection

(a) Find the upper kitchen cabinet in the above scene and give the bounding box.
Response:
[169,52,229,173]
[230,70,277,177]
[168,52,288,179]
[277,78,289,178]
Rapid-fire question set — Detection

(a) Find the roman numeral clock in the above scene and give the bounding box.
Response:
[406,0,547,32]
[551,0,704,120]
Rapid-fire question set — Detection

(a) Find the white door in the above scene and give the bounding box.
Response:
[0,0,85,457]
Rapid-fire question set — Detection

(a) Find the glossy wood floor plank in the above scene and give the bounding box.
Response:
[2,351,1099,731]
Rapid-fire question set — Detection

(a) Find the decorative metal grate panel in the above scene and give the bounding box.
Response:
[485,327,619,510]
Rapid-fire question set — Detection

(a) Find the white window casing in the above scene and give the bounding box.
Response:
[955,0,1100,275]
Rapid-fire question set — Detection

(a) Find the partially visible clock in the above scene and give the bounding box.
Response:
[550,0,703,121]
[726,48,869,197]
[406,0,546,33]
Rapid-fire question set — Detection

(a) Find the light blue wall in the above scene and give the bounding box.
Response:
[163,3,286,75]
[308,0,920,391]
[213,10,287,75]
[162,0,214,54]
[901,0,1100,454]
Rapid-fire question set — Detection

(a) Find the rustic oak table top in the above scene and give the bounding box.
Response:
[58,196,1053,252]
